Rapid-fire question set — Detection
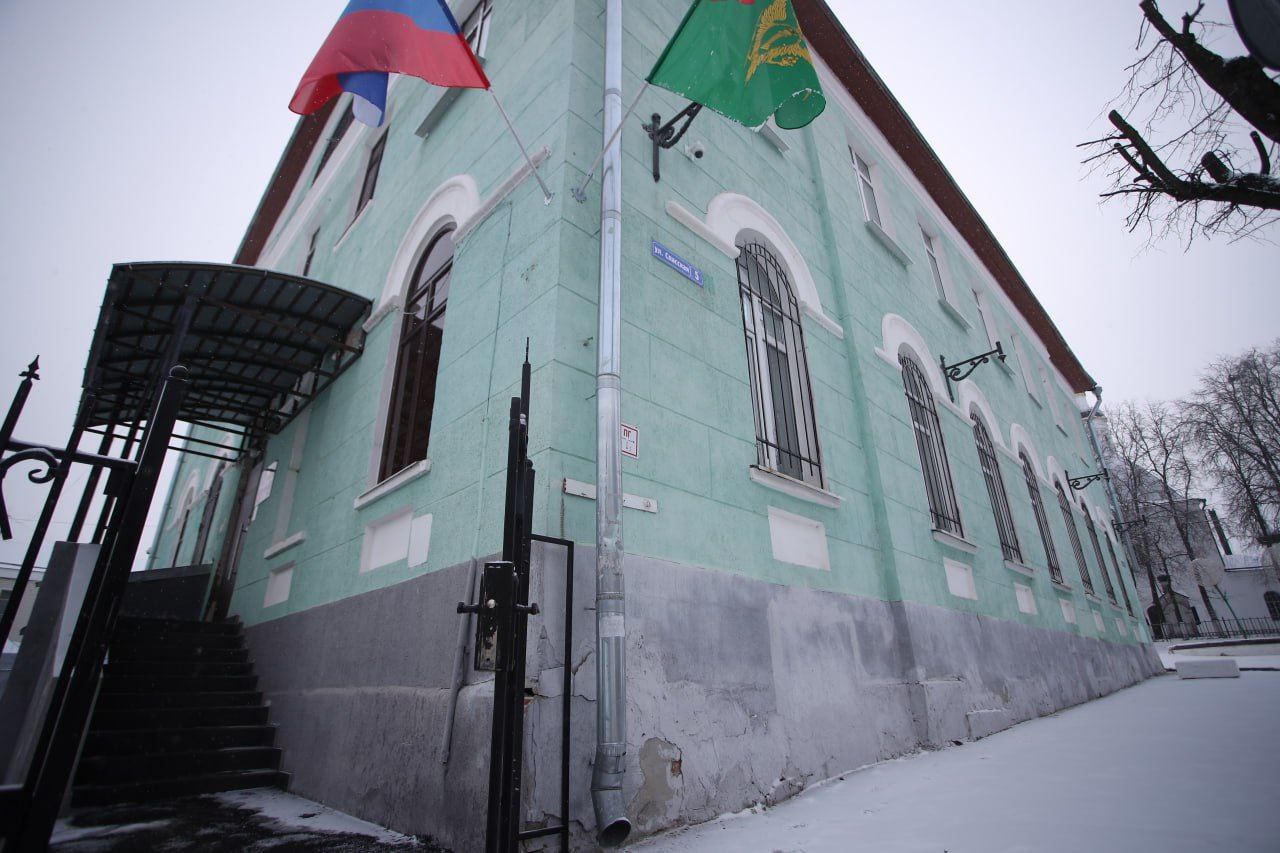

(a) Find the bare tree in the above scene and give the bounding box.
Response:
[1107,401,1221,622]
[1184,340,1280,543]
[1082,0,1280,242]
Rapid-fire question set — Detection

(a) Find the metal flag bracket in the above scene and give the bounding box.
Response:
[643,102,703,183]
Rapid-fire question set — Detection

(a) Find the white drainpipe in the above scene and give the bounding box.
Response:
[591,0,631,846]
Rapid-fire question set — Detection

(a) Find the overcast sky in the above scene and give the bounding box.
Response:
[0,0,1274,568]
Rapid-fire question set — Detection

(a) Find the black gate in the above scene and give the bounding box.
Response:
[458,348,575,852]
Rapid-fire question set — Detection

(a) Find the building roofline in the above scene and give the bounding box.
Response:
[794,0,1096,393]
[233,101,335,267]
[234,4,1097,392]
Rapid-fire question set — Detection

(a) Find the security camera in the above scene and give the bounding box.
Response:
[684,141,707,161]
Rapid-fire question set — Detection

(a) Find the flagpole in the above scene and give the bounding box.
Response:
[571,82,649,203]
[488,89,555,205]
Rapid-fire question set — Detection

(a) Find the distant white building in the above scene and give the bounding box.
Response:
[1216,552,1280,622]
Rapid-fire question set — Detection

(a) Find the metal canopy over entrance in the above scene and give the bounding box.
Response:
[0,262,370,849]
[85,262,371,458]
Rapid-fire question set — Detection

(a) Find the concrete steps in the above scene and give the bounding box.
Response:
[72,617,288,806]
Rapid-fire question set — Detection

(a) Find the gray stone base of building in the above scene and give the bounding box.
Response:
[242,547,1162,851]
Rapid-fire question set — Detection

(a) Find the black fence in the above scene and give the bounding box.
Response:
[1150,617,1280,642]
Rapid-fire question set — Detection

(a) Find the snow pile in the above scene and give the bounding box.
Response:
[214,788,417,845]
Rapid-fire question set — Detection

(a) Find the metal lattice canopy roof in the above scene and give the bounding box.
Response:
[83,263,371,457]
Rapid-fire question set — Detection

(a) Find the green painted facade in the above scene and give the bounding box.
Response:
[148,0,1147,646]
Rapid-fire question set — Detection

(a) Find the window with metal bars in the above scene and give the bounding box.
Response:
[1104,532,1134,615]
[1055,481,1095,595]
[972,416,1021,562]
[901,356,962,535]
[736,241,823,487]
[1081,504,1118,604]
[1266,591,1280,621]
[380,226,454,481]
[1020,454,1062,583]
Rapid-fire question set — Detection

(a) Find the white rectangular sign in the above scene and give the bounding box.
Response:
[621,423,639,459]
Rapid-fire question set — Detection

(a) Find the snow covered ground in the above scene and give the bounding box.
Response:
[628,671,1280,853]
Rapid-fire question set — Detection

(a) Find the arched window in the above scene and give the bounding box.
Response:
[737,241,823,486]
[973,416,1021,562]
[901,356,961,535]
[1265,591,1280,621]
[380,226,454,480]
[1021,453,1061,584]
[1055,481,1095,596]
[1104,532,1135,615]
[1081,503,1117,605]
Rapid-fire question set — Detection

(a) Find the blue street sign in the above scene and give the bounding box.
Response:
[651,240,705,287]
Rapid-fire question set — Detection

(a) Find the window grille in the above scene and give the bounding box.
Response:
[973,417,1021,562]
[1056,482,1095,596]
[1105,532,1134,615]
[356,132,387,218]
[381,227,454,480]
[736,241,823,487]
[1266,591,1280,621]
[315,103,355,182]
[1020,454,1061,583]
[853,152,882,227]
[901,357,962,535]
[463,0,494,56]
[1082,506,1118,604]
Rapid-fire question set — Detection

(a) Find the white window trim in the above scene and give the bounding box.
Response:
[1012,335,1041,403]
[354,459,432,511]
[749,465,842,509]
[665,193,844,338]
[852,148,884,229]
[934,528,979,555]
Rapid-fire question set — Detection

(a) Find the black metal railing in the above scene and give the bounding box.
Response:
[1151,617,1280,642]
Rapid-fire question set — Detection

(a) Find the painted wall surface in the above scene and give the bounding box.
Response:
[147,0,1146,644]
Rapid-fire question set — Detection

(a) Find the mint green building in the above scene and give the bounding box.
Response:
[147,0,1160,846]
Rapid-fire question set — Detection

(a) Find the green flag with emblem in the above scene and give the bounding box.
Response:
[647,0,826,130]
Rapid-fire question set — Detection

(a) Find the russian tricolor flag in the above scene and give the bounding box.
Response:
[290,0,490,127]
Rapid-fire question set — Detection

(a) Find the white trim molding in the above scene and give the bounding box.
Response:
[354,459,432,511]
[376,175,482,311]
[749,466,842,509]
[933,529,979,555]
[665,193,844,338]
[264,531,306,561]
[876,314,951,405]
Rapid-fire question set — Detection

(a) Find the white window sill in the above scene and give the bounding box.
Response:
[1003,559,1036,578]
[749,466,841,509]
[1085,592,1102,604]
[937,297,972,330]
[354,459,432,511]
[1050,580,1073,594]
[864,220,912,267]
[263,531,306,561]
[932,528,978,554]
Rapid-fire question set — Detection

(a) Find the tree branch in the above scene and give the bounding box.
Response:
[1140,0,1280,143]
